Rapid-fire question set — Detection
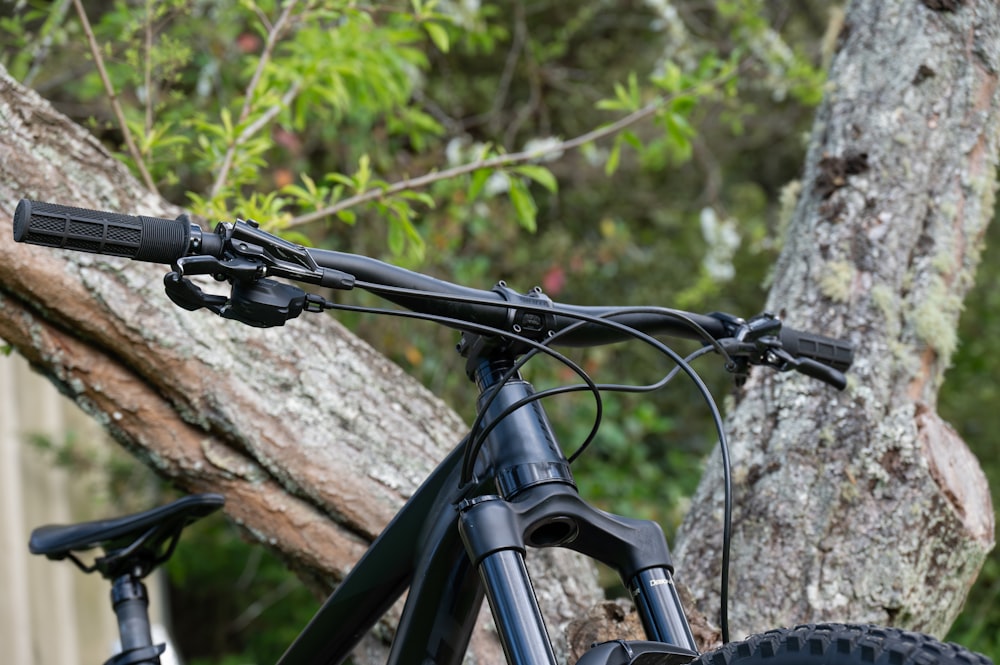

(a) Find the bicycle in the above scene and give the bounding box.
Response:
[11,198,992,665]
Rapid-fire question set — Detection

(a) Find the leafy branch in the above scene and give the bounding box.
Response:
[284,60,739,230]
[209,0,303,200]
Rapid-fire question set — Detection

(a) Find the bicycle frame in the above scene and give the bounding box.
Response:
[277,350,698,665]
[13,199,872,665]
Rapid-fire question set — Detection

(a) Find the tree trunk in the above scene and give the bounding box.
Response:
[674,0,996,639]
[0,63,601,664]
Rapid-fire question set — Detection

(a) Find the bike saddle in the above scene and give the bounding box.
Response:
[29,493,225,579]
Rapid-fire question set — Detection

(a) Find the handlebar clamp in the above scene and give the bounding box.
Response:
[492,282,556,342]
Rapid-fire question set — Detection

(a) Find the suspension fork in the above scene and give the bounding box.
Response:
[460,354,697,663]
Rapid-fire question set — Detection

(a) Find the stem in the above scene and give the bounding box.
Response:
[209,0,300,200]
[71,0,159,196]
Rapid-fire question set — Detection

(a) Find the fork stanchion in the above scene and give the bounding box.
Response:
[458,496,558,665]
[628,567,697,650]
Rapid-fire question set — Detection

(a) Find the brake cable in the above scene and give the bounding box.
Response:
[307,284,735,643]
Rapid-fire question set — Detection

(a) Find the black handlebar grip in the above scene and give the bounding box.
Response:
[780,327,854,371]
[13,199,191,264]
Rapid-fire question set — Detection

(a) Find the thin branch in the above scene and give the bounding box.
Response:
[71,0,159,196]
[239,81,303,146]
[283,61,743,230]
[502,1,542,147]
[209,0,301,200]
[285,97,667,229]
[144,0,154,137]
[228,577,300,633]
[488,0,527,135]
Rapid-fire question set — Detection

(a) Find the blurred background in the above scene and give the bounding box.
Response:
[1,1,996,663]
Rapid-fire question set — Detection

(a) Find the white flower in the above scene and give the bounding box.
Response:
[522,136,564,163]
[484,171,511,196]
[699,207,741,282]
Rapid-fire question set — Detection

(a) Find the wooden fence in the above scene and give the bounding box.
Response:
[0,351,173,665]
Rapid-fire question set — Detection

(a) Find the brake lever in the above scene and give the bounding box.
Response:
[225,220,356,289]
[717,335,848,391]
[766,347,848,390]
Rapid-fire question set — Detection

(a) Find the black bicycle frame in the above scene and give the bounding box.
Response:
[277,350,698,665]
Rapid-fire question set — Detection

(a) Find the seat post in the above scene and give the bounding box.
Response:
[103,570,166,665]
[111,572,155,654]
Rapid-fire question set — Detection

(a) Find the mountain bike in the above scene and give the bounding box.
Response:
[12,199,992,665]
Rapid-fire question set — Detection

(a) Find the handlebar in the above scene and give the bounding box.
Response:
[11,199,854,385]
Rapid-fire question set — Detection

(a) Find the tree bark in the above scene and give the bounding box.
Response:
[674,0,996,639]
[0,64,601,663]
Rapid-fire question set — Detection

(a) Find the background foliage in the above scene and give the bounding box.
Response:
[2,0,996,662]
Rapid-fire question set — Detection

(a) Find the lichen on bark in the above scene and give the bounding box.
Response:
[674,0,996,638]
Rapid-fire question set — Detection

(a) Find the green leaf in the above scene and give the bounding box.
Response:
[660,61,683,92]
[605,139,622,176]
[621,130,643,151]
[664,112,694,148]
[595,98,628,112]
[354,154,372,192]
[424,22,450,53]
[669,94,697,115]
[513,165,558,193]
[325,173,356,188]
[400,191,437,208]
[614,81,632,110]
[468,168,491,200]
[281,184,314,202]
[627,71,641,106]
[301,172,319,198]
[219,107,235,142]
[387,217,405,255]
[336,209,357,224]
[508,180,537,232]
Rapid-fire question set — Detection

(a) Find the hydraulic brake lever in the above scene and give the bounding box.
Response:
[223,220,355,289]
[715,312,848,390]
[160,223,356,327]
[763,346,848,390]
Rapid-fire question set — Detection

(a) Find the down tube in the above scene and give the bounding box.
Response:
[276,442,472,665]
[387,488,485,665]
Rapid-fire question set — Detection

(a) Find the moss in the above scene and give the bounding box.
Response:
[818,260,856,303]
[776,179,802,245]
[911,276,962,362]
[931,249,957,275]
[871,283,899,323]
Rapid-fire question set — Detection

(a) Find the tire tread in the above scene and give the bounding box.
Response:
[692,624,992,665]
